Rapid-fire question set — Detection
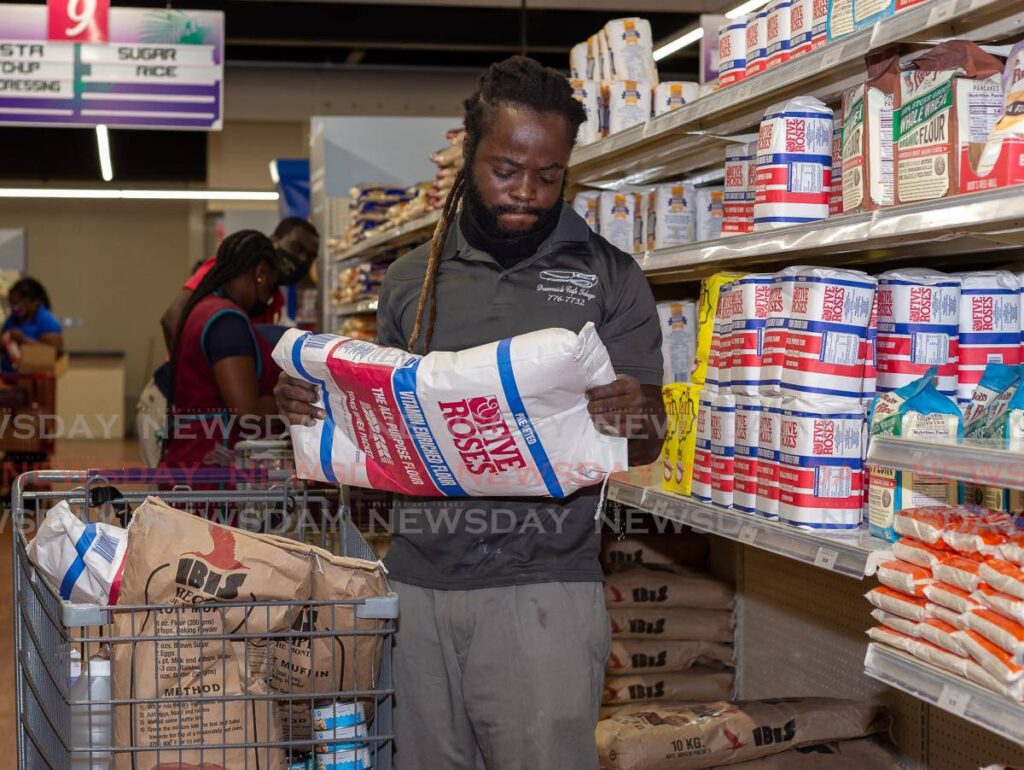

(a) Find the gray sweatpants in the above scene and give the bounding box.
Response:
[391,580,610,770]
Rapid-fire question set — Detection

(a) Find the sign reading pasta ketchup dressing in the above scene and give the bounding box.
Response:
[0,2,223,129]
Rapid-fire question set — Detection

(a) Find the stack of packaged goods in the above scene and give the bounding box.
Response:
[866,504,1024,701]
[567,18,706,141]
[601,533,735,711]
[428,128,465,209]
[344,185,416,247]
[333,260,388,307]
[386,182,433,228]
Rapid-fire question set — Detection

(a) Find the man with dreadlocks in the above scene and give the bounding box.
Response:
[277,56,664,769]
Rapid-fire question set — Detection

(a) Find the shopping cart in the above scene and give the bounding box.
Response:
[233,437,295,492]
[13,469,398,770]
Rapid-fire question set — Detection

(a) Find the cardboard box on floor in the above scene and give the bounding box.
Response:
[17,343,68,376]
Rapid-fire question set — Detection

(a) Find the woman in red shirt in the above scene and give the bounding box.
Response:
[162,230,284,474]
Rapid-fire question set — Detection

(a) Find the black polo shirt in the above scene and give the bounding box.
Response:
[377,202,662,589]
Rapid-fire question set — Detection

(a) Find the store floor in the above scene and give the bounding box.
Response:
[1,438,139,766]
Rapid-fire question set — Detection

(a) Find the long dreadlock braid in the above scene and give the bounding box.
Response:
[405,56,587,354]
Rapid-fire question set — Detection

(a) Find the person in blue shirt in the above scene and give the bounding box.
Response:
[1,278,62,373]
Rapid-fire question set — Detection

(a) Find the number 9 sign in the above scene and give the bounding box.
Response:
[48,0,109,43]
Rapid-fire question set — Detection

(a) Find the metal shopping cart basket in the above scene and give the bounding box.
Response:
[13,469,398,770]
[234,438,295,478]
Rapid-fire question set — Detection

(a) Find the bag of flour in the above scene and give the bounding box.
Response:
[605,567,734,609]
[608,639,734,675]
[604,669,735,705]
[273,324,626,498]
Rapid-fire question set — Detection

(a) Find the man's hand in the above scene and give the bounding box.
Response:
[586,375,666,467]
[274,372,325,427]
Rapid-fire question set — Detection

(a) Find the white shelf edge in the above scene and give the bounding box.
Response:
[866,435,1024,492]
[608,479,889,579]
[329,210,441,267]
[865,642,1024,747]
[331,298,379,317]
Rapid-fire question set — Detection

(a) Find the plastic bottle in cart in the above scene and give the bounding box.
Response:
[70,658,112,769]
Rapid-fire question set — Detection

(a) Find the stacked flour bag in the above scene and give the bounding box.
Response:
[866,504,1024,701]
[656,299,698,384]
[789,0,828,58]
[572,190,601,234]
[569,78,604,145]
[723,138,758,236]
[962,363,1024,514]
[745,9,768,78]
[602,531,735,709]
[661,382,702,496]
[955,271,1020,405]
[647,183,696,250]
[867,369,963,542]
[599,190,645,254]
[344,184,415,246]
[874,269,960,399]
[598,699,897,770]
[604,18,657,135]
[753,96,833,231]
[273,324,627,497]
[777,267,876,529]
[764,0,793,69]
[717,17,748,88]
[695,186,725,241]
[653,82,699,117]
[425,129,466,211]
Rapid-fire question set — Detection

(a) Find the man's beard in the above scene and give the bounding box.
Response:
[462,170,564,241]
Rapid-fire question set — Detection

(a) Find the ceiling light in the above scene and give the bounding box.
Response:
[0,188,280,201]
[96,125,113,182]
[653,27,704,61]
[726,0,773,19]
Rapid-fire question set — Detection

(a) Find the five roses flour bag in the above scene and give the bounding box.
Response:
[111,498,387,770]
[273,323,627,498]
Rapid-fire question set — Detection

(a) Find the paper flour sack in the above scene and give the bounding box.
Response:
[724,139,758,236]
[648,183,695,250]
[711,392,737,509]
[956,271,1021,404]
[755,394,783,519]
[730,273,774,395]
[605,18,658,85]
[718,19,748,87]
[572,190,600,233]
[608,80,652,135]
[691,390,716,504]
[696,186,725,241]
[734,395,762,515]
[273,325,626,498]
[570,78,603,145]
[745,11,768,77]
[600,190,640,253]
[765,0,793,69]
[654,81,699,116]
[657,300,698,384]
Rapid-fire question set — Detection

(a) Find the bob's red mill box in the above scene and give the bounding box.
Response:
[842,53,900,213]
[894,41,1004,205]
[961,40,1024,193]
[110,498,387,770]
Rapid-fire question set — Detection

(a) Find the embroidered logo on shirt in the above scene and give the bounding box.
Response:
[538,270,599,289]
[536,270,599,308]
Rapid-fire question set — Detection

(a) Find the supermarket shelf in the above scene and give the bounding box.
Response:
[331,210,440,268]
[865,643,1024,746]
[570,0,1024,189]
[608,472,890,579]
[867,435,1024,492]
[332,298,379,316]
[638,186,1024,283]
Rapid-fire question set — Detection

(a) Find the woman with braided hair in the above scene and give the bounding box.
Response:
[162,229,286,473]
[277,56,665,769]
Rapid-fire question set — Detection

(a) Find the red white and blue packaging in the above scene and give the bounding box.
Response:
[955,271,1021,404]
[730,273,775,395]
[745,11,768,78]
[862,288,878,405]
[759,265,805,396]
[754,96,833,230]
[778,396,866,530]
[273,324,627,498]
[706,283,735,392]
[755,394,783,519]
[692,391,716,504]
[718,19,748,87]
[875,269,961,398]
[734,396,762,515]
[790,0,828,57]
[711,392,737,509]
[723,139,758,236]
[781,267,877,400]
[765,0,793,69]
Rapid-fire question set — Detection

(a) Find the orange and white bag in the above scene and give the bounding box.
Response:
[973,583,1024,625]
[923,582,981,614]
[959,629,1024,685]
[867,625,917,653]
[865,586,932,621]
[934,555,984,593]
[893,538,945,569]
[911,638,969,677]
[942,516,1012,558]
[961,607,1024,657]
[980,559,1024,601]
[877,560,933,597]
[917,618,965,656]
[965,658,1024,699]
[870,609,920,637]
[1001,534,1024,566]
[931,605,967,630]
[893,507,961,547]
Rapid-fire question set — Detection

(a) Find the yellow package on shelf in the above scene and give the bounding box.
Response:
[662,383,701,496]
[691,271,745,386]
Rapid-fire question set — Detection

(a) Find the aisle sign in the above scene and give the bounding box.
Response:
[0,3,223,129]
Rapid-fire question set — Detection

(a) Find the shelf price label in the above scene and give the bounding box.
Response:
[814,547,840,571]
[937,684,970,716]
[739,525,758,545]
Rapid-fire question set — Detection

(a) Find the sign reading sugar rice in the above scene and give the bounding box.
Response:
[0,4,223,130]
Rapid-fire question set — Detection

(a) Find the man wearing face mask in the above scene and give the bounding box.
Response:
[159,217,319,350]
[159,230,292,475]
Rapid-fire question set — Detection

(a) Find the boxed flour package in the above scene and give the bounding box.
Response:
[830,111,845,216]
[961,41,1024,193]
[868,368,963,541]
[894,41,1004,205]
[842,54,900,212]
